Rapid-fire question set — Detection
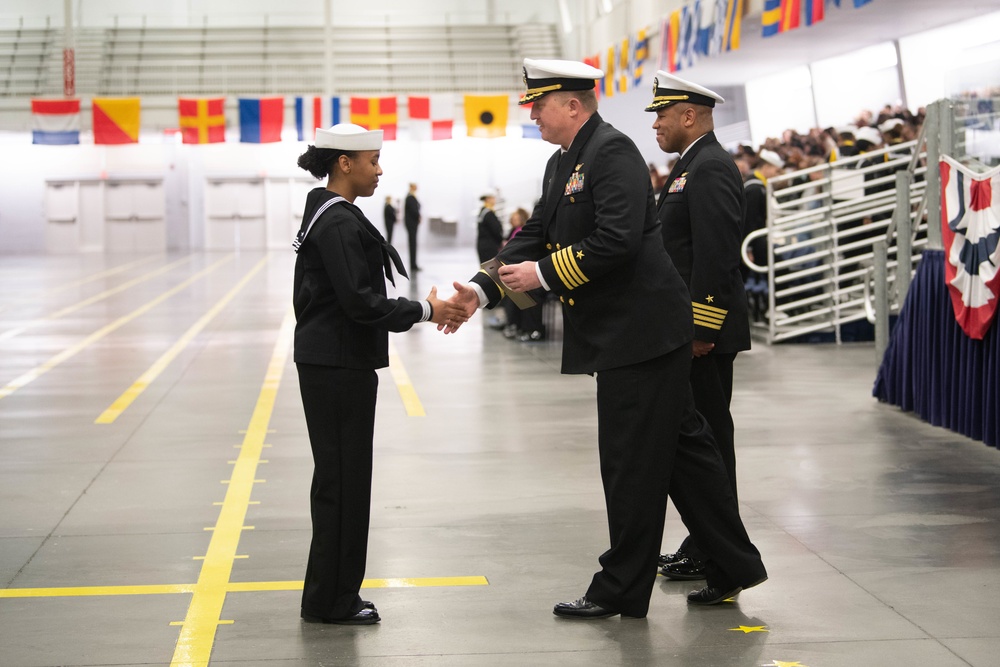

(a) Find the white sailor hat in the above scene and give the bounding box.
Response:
[315,123,383,151]
[878,118,904,133]
[855,126,882,146]
[759,149,785,169]
[836,125,857,136]
[520,58,604,105]
[645,70,724,112]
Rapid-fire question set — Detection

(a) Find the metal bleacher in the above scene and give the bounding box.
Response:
[0,19,561,128]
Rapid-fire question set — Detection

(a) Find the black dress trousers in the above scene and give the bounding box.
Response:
[670,398,766,592]
[296,363,378,619]
[585,346,688,618]
[677,351,739,562]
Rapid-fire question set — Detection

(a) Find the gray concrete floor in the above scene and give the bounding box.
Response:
[1,243,999,667]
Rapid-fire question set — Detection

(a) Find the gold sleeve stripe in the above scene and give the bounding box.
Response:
[562,247,589,284]
[553,248,587,290]
[694,312,725,326]
[552,251,581,289]
[692,302,728,316]
[693,316,723,331]
[478,268,506,299]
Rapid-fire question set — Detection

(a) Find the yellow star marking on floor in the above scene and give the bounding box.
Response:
[388,338,425,416]
[729,625,769,633]
[95,256,269,423]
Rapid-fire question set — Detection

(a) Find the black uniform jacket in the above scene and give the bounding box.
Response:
[294,188,423,370]
[404,194,420,226]
[657,132,750,353]
[472,113,692,375]
[476,207,504,261]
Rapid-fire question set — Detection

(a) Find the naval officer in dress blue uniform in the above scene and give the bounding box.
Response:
[449,59,767,618]
[646,71,753,582]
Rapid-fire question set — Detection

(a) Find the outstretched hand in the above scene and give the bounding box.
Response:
[435,282,480,334]
[426,286,469,334]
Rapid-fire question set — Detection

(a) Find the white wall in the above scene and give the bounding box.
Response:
[899,11,1000,109]
[0,123,557,254]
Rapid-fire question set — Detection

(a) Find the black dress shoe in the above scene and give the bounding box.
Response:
[301,607,381,625]
[688,575,767,606]
[686,585,742,605]
[660,557,706,580]
[658,551,686,568]
[553,596,618,619]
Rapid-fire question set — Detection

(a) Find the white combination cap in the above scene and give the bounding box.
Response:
[855,126,882,146]
[645,70,724,112]
[878,118,904,133]
[315,123,383,151]
[759,149,785,169]
[836,125,857,136]
[520,58,604,105]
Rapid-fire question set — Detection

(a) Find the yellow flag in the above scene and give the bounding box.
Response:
[464,95,508,138]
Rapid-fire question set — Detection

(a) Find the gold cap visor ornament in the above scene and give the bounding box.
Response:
[644,70,725,112]
[520,58,604,105]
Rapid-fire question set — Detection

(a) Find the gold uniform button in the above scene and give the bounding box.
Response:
[559,296,565,303]
[556,243,561,250]
[570,196,575,203]
[568,298,575,306]
[546,243,553,250]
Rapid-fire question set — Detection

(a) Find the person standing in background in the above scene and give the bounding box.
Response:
[476,193,504,264]
[404,182,422,273]
[645,71,752,584]
[383,195,397,244]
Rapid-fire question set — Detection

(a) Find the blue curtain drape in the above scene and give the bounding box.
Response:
[873,249,999,448]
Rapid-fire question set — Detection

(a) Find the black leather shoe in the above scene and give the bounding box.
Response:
[687,585,742,605]
[658,551,686,568]
[553,596,618,619]
[688,575,767,606]
[660,557,706,580]
[301,607,381,625]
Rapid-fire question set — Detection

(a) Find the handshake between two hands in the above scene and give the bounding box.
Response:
[424,261,542,335]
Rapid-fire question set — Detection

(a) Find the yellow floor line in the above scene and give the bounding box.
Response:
[0,576,490,599]
[41,256,156,296]
[95,256,269,424]
[169,306,295,667]
[0,255,234,401]
[388,339,425,417]
[0,583,197,598]
[0,255,195,342]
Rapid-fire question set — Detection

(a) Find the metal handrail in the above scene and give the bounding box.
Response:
[749,136,928,344]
